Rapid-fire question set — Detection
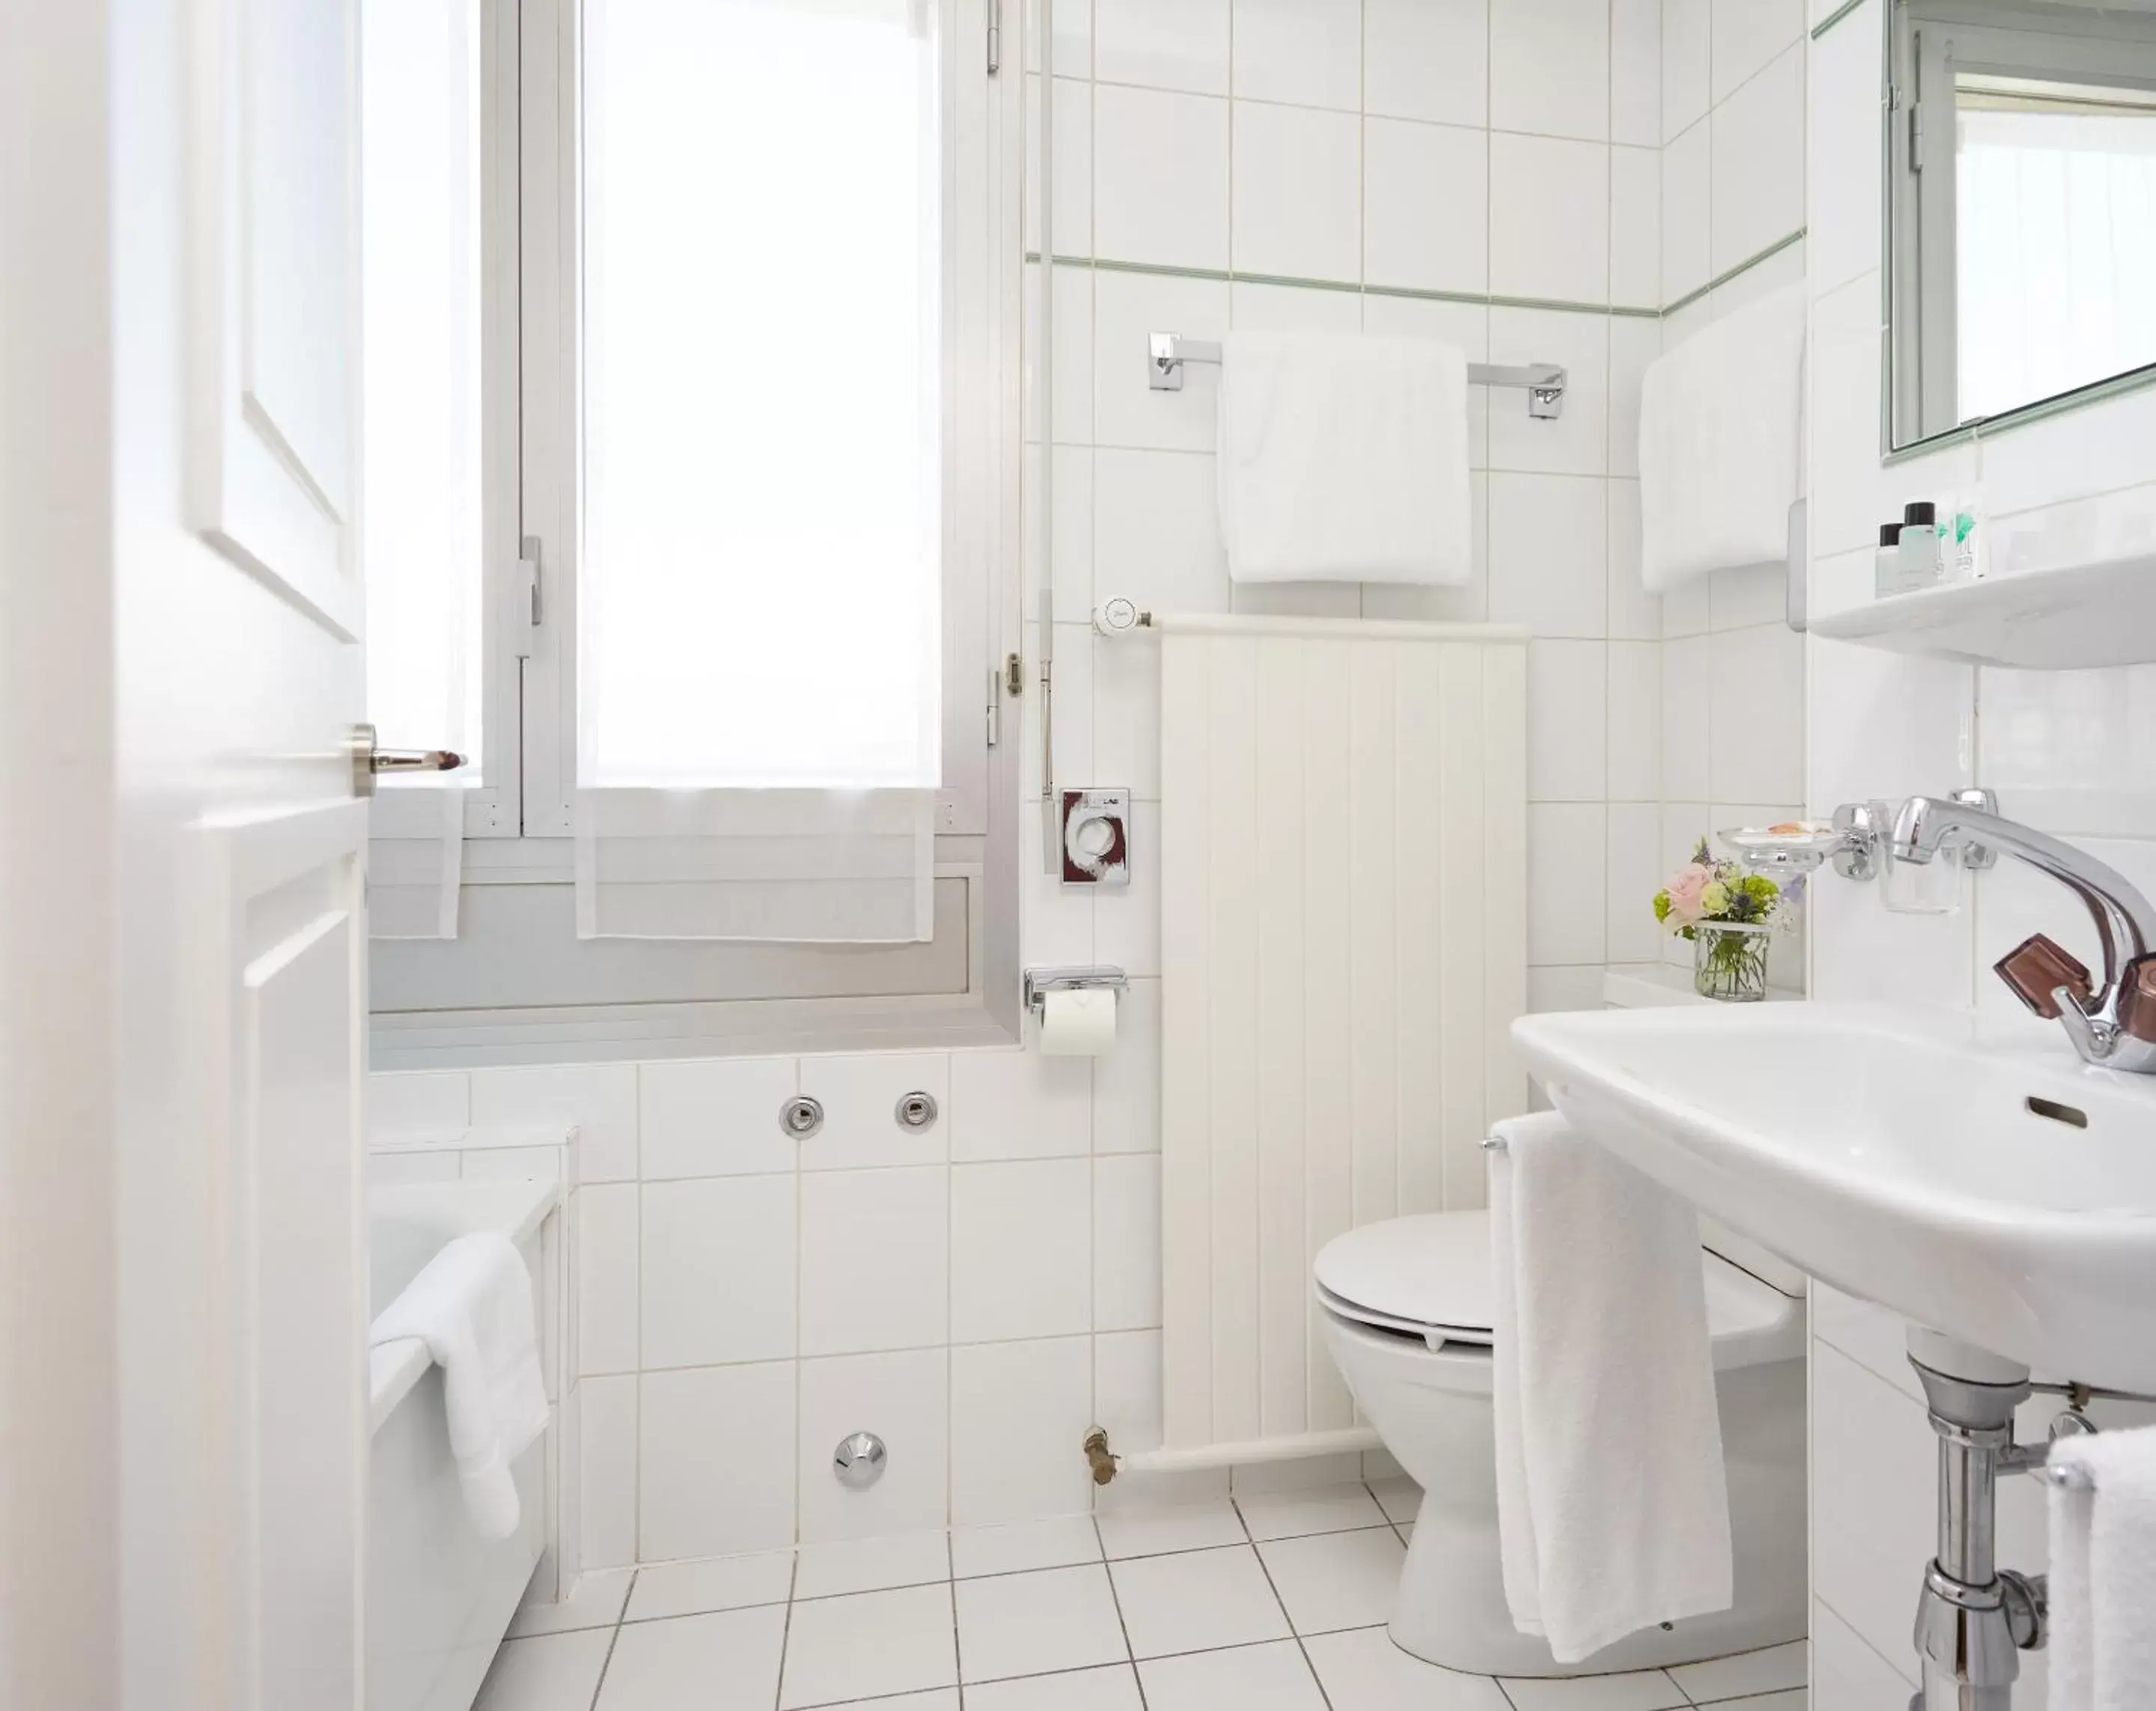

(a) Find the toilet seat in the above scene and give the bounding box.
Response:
[1314,1209,1802,1361]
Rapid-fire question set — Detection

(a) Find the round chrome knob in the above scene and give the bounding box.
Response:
[781,1095,824,1139]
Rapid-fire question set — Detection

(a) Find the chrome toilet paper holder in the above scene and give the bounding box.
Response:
[1023,965,1130,1020]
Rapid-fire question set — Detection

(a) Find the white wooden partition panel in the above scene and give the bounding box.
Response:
[1160,616,1528,1456]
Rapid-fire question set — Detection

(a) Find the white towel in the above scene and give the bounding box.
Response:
[370,1232,549,1540]
[1489,1110,1734,1662]
[1638,281,1806,590]
[2048,1426,2156,1710]
[1216,329,1472,586]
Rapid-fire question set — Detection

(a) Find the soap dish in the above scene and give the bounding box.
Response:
[1718,821,1843,872]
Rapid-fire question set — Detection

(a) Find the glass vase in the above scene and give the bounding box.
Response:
[1693,922,1771,1003]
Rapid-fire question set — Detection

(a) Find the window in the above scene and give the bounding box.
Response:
[365,0,1022,1060]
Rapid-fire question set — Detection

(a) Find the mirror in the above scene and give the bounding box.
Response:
[1887,0,2156,448]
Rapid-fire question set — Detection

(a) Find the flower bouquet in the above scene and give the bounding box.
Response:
[1653,839,1799,1002]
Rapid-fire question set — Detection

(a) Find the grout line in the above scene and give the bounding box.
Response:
[585,1617,624,1711]
[1659,227,1809,319]
[1094,1516,1151,1710]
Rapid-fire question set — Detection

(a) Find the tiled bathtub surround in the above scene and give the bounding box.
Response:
[1805,1,2156,1703]
[478,1477,1808,1711]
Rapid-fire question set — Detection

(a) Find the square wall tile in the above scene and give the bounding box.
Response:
[950,1042,1092,1161]
[1024,443,1096,627]
[1362,119,1487,296]
[472,1063,639,1184]
[1712,0,1805,104]
[1610,0,1661,147]
[1490,134,1610,306]
[951,1336,1097,1525]
[1490,0,1610,142]
[1091,450,1228,614]
[1094,85,1230,270]
[1026,261,1096,446]
[798,1349,951,1543]
[1606,802,1666,964]
[1026,76,1094,258]
[1611,146,1661,311]
[580,1375,639,1569]
[1608,318,1660,482]
[800,1166,950,1357]
[1094,1154,1163,1331]
[1711,43,1806,277]
[641,1176,797,1370]
[1364,0,1486,127]
[1092,976,1161,1154]
[1094,625,1164,800]
[1228,281,1361,336]
[1094,0,1230,95]
[1661,121,1711,307]
[1026,0,1091,78]
[639,1362,797,1560]
[639,1057,797,1180]
[1810,0,1883,297]
[1708,624,1805,803]
[1489,307,1607,478]
[1231,0,1362,110]
[1527,803,1609,965]
[1528,640,1609,803]
[1487,473,1607,639]
[368,1071,469,1142]
[1091,270,1230,452]
[1662,0,1710,141]
[1607,479,1657,638]
[1094,1328,1166,1455]
[1607,639,1663,800]
[576,1183,639,1378]
[1231,101,1359,284]
[951,1160,1093,1343]
[1661,633,1713,801]
[797,1053,949,1171]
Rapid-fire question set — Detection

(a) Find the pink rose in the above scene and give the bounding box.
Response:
[1665,864,1711,922]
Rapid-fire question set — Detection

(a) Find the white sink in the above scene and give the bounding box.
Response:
[1511,1000,2156,1392]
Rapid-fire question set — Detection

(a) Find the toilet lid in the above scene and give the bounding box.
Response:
[1314,1212,1494,1334]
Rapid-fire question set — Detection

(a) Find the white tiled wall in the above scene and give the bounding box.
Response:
[1806,4,2156,1703]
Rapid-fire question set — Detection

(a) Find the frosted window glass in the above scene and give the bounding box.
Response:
[580,0,943,790]
[1956,102,2156,422]
[362,0,485,780]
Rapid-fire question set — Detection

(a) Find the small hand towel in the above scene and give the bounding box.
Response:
[1489,1110,1734,1663]
[1639,280,1806,589]
[1216,329,1472,586]
[370,1232,549,1540]
[2048,1426,2156,1710]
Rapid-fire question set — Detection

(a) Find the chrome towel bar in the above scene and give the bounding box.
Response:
[1148,331,1567,419]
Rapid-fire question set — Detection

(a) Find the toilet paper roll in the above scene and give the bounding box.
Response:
[1038,987,1118,1057]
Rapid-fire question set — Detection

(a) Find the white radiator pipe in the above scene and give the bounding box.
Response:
[1109,1426,1383,1477]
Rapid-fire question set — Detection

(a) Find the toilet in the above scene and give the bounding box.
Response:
[1315,1209,1807,1678]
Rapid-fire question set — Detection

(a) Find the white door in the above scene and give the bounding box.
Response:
[112,1,371,1707]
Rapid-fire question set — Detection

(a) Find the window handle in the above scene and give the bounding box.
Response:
[348,723,466,798]
[514,536,542,657]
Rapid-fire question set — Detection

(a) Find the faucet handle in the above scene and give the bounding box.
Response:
[2116,956,2156,1046]
[1995,934,2093,1020]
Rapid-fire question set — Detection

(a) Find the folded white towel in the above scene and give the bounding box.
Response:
[2048,1426,2156,1710]
[1489,1110,1734,1662]
[370,1232,549,1540]
[1638,281,1806,590]
[1216,329,1472,586]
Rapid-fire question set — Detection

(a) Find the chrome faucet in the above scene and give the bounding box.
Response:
[1892,794,2156,1072]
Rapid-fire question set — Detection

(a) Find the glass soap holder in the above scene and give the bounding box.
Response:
[1717,821,1848,874]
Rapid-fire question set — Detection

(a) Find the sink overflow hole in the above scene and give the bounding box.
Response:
[2026,1095,2089,1129]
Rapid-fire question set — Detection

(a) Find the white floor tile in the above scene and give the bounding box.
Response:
[1669,1642,1807,1704]
[1303,1626,1514,1710]
[1495,1668,1690,1710]
[1397,1522,1416,1544]
[597,1607,787,1711]
[473,1629,615,1711]
[779,1583,958,1709]
[842,1697,960,1710]
[951,1516,1103,1578]
[1258,1528,1407,1635]
[1717,1694,1804,1710]
[508,1566,634,1637]
[1107,1545,1291,1659]
[1368,1479,1422,1525]
[961,1665,1145,1711]
[956,1563,1130,1683]
[1138,1639,1329,1710]
[794,1531,951,1600]
[1236,1481,1392,1542]
[1094,1497,1246,1559]
[624,1552,796,1623]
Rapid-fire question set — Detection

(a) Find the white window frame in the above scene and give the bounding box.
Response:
[370,0,1024,1066]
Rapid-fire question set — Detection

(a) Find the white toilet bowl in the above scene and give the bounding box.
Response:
[1315,1210,1807,1679]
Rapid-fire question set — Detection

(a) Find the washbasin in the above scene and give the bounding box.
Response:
[1511,1000,2156,1393]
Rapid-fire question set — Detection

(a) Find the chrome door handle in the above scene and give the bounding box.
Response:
[348,722,466,797]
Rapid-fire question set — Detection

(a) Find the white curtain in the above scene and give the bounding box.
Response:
[361,0,482,939]
[1957,103,2156,422]
[574,0,943,943]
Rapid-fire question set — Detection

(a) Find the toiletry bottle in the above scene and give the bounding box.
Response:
[1875,522,1907,597]
[1896,501,1940,592]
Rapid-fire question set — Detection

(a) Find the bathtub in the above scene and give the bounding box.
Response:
[368,1179,559,1711]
